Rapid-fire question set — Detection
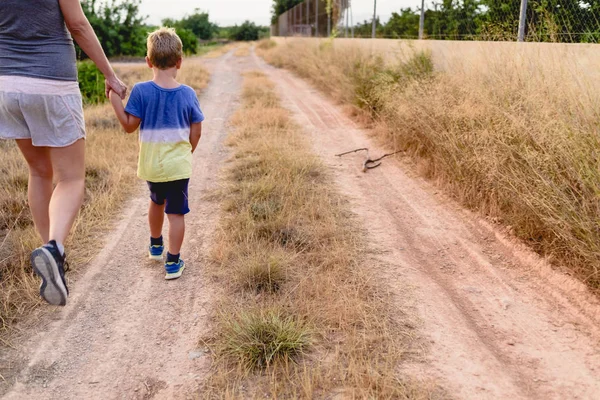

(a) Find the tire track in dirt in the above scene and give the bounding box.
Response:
[1,51,242,400]
[252,50,600,400]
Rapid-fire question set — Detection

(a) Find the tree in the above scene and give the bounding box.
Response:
[229,21,261,41]
[271,0,304,24]
[420,0,482,39]
[175,10,218,40]
[383,9,420,38]
[354,18,383,37]
[81,0,148,58]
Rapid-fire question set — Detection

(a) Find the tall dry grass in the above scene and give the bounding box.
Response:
[0,60,210,339]
[201,71,440,398]
[262,39,600,291]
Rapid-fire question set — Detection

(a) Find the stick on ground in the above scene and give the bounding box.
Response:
[336,148,402,172]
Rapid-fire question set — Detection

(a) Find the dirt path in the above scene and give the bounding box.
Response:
[251,50,600,399]
[1,51,243,400]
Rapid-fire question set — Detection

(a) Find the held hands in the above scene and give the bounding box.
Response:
[105,75,127,99]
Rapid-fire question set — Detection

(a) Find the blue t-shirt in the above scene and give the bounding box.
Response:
[125,81,205,182]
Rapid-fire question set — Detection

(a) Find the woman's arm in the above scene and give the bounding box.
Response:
[59,0,127,98]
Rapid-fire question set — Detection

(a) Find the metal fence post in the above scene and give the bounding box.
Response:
[345,7,348,37]
[327,2,331,37]
[351,4,354,38]
[300,3,303,33]
[307,0,309,36]
[419,0,425,39]
[372,0,377,38]
[315,0,319,37]
[518,0,528,42]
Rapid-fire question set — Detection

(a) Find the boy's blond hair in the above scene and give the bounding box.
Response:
[147,27,183,69]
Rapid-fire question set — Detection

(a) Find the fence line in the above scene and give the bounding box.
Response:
[271,0,600,44]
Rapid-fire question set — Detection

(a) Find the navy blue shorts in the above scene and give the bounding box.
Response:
[147,179,190,215]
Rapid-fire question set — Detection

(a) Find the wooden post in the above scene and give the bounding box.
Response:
[372,0,377,38]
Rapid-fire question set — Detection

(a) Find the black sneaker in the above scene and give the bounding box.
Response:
[31,240,69,306]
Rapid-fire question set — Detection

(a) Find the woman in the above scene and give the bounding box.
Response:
[0,0,127,306]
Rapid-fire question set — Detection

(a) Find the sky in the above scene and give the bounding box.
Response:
[139,0,416,28]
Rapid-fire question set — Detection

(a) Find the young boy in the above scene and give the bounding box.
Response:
[109,27,204,280]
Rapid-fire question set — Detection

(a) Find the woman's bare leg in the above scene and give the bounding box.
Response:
[48,139,86,245]
[16,139,53,243]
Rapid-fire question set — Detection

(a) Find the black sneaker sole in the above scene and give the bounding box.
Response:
[31,247,68,306]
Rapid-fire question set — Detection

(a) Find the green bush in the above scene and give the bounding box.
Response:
[78,61,105,105]
[175,27,199,55]
[229,21,262,41]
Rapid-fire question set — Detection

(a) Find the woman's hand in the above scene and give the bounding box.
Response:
[105,75,127,99]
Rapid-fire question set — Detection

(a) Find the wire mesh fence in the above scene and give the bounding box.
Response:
[271,0,600,43]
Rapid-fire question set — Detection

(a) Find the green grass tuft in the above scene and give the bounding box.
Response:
[221,310,311,369]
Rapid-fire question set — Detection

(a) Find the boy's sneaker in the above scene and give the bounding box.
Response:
[165,259,185,280]
[31,240,69,306]
[149,244,164,260]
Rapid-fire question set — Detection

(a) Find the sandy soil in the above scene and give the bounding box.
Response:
[250,50,600,399]
[2,47,600,400]
[1,51,243,400]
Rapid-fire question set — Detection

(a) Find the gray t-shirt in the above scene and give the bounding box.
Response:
[0,0,78,81]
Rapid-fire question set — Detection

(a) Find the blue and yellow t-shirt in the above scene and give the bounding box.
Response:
[125,81,205,183]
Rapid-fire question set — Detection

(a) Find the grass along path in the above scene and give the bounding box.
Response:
[260,39,600,293]
[201,71,439,398]
[254,43,600,398]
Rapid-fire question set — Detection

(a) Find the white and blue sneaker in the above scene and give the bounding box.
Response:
[165,259,185,280]
[149,244,164,260]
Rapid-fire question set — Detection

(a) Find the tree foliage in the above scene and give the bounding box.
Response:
[229,21,270,41]
[168,10,218,40]
[385,10,420,38]
[81,0,148,58]
[362,0,600,42]
[174,27,199,55]
[271,0,304,24]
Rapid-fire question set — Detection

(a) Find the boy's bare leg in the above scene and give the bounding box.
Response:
[148,200,165,238]
[16,140,53,243]
[166,214,185,255]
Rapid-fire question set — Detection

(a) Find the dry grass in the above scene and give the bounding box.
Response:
[262,39,600,291]
[0,59,210,339]
[197,43,226,57]
[256,39,277,52]
[201,72,441,398]
[204,43,239,59]
[234,42,252,57]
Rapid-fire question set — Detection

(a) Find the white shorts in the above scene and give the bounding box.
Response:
[0,75,86,147]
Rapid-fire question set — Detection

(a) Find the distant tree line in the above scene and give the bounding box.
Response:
[270,0,600,42]
[79,0,269,59]
[354,0,600,42]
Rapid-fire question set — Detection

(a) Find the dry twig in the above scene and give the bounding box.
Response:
[335,148,402,172]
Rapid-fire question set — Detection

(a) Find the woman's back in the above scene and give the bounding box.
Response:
[0,0,77,81]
